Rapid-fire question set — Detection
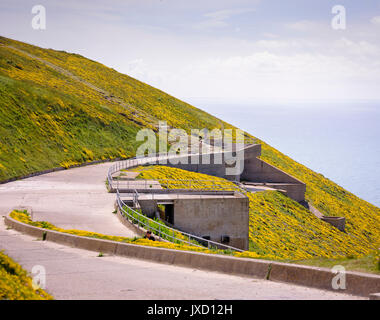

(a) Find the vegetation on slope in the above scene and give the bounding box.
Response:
[0,36,234,181]
[0,250,53,300]
[259,141,380,250]
[0,40,144,180]
[0,37,228,133]
[289,252,380,275]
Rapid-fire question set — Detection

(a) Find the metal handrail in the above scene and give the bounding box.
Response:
[107,153,247,195]
[116,190,244,252]
[114,179,245,194]
[133,189,139,207]
[107,146,254,191]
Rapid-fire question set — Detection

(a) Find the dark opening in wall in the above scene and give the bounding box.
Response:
[164,204,174,224]
[221,235,230,244]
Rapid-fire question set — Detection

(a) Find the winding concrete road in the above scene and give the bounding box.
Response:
[0,162,363,299]
[0,163,137,237]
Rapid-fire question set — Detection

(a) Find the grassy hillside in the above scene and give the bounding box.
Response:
[0,36,379,258]
[0,251,52,300]
[0,36,234,180]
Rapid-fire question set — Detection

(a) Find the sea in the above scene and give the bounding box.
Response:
[188,99,380,208]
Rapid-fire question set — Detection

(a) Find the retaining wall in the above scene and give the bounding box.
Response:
[172,196,249,250]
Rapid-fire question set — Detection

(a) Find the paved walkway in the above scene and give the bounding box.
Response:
[0,219,363,300]
[0,163,137,237]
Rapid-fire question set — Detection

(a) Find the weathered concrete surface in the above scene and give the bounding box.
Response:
[173,196,249,250]
[0,162,137,237]
[241,145,306,202]
[0,219,364,300]
[321,216,346,232]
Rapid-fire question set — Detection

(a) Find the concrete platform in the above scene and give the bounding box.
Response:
[113,171,141,180]
[120,192,239,201]
[242,184,279,193]
[112,179,163,190]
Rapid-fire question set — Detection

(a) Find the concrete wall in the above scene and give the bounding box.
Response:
[156,144,262,182]
[265,183,306,203]
[147,143,306,202]
[240,145,306,202]
[321,216,346,232]
[242,157,301,184]
[138,199,157,218]
[164,153,228,179]
[172,196,250,250]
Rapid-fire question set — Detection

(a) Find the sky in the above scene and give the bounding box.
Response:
[1,0,380,103]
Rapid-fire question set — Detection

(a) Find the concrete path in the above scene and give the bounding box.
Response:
[0,163,137,237]
[0,219,363,300]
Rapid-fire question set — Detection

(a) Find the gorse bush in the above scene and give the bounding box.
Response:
[258,140,380,251]
[0,251,52,300]
[375,249,380,271]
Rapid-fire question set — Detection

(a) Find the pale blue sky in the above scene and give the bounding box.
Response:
[1,0,380,102]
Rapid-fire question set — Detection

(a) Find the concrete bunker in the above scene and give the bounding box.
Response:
[153,144,307,202]
[134,192,249,251]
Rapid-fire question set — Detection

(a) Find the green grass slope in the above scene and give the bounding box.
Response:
[0,36,379,258]
[0,251,52,300]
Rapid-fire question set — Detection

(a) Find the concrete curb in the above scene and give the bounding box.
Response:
[269,262,380,297]
[4,214,380,298]
[369,293,380,300]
